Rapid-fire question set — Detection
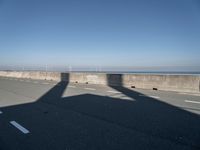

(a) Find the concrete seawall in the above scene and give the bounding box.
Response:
[0,71,199,93]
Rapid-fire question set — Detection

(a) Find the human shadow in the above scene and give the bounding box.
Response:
[0,73,200,150]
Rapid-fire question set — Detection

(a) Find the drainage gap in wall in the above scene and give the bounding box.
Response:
[131,86,135,88]
[153,88,158,90]
[75,81,78,83]
[86,82,88,84]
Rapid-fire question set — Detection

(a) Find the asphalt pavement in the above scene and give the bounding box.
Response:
[0,77,200,150]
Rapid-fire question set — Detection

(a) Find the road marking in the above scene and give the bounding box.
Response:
[33,81,38,84]
[107,91,121,94]
[10,121,30,134]
[25,80,30,82]
[84,88,96,91]
[68,85,76,88]
[150,96,160,99]
[0,110,3,114]
[51,83,60,86]
[185,100,200,104]
[179,92,200,97]
[139,94,160,99]
[179,92,188,95]
[109,94,121,98]
[20,80,24,82]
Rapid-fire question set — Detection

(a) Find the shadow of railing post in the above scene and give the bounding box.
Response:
[106,74,123,87]
[37,73,69,103]
[105,73,200,148]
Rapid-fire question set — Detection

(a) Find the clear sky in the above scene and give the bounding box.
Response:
[0,0,200,70]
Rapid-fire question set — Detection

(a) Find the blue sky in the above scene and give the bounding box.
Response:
[0,0,200,70]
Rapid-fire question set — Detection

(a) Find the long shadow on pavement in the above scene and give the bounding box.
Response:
[0,73,200,150]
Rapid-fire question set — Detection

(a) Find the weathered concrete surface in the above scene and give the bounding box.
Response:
[0,71,199,93]
[0,71,61,81]
[123,74,200,93]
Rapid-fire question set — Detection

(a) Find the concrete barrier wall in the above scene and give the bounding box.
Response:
[69,73,107,85]
[123,74,200,93]
[0,71,199,93]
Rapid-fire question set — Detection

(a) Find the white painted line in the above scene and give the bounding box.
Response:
[150,96,160,99]
[185,100,200,104]
[179,92,187,95]
[51,83,60,86]
[84,88,96,91]
[0,110,3,114]
[179,92,200,97]
[68,85,76,88]
[10,121,30,134]
[25,80,30,82]
[107,91,121,94]
[33,81,38,84]
[139,94,160,99]
[111,94,123,98]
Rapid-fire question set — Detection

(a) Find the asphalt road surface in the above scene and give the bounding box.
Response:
[0,76,200,150]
